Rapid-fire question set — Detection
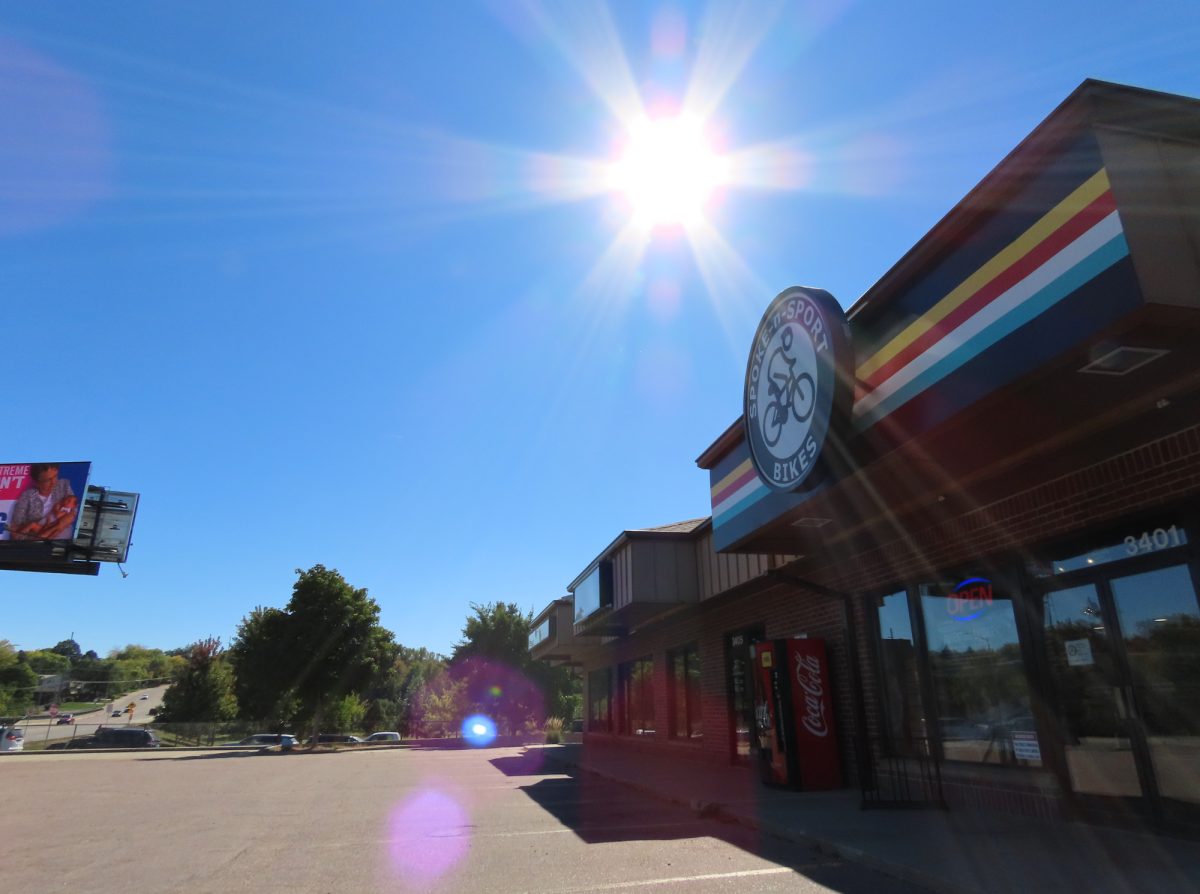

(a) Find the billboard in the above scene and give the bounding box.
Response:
[0,462,92,542]
[74,487,140,563]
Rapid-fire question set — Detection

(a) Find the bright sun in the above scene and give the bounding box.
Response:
[608,115,728,227]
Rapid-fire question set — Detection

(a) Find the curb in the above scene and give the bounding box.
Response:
[539,749,982,894]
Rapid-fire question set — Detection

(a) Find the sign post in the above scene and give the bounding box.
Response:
[44,704,58,744]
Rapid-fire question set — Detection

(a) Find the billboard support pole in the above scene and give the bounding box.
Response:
[86,487,105,558]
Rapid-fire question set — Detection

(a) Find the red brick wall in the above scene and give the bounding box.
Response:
[580,422,1200,814]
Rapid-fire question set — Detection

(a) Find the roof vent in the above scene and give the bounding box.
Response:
[791,517,832,528]
[1079,346,1168,376]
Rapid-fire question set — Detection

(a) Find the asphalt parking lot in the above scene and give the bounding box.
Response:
[0,745,928,893]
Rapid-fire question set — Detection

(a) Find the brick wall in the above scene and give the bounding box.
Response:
[579,421,1200,816]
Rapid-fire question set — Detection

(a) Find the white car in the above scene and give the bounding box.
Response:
[220,734,299,748]
[364,731,401,743]
[0,727,25,752]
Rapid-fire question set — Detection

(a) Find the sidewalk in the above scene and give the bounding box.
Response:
[539,743,1199,894]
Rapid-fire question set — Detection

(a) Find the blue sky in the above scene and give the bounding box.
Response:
[3,1,1198,657]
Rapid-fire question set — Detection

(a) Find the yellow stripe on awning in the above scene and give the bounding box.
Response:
[856,168,1112,382]
[710,457,754,498]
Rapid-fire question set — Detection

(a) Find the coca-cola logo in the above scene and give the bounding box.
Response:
[794,650,829,737]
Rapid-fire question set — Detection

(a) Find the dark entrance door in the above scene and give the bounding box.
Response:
[726,625,765,765]
[1039,536,1200,826]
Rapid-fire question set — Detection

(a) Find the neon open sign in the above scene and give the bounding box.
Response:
[947,578,992,621]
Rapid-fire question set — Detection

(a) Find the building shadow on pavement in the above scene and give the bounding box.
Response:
[488,751,923,894]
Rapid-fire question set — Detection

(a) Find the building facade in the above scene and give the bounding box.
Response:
[533,80,1200,830]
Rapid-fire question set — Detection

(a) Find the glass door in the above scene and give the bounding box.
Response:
[727,626,764,764]
[1041,557,1200,824]
[1042,584,1144,800]
[1109,563,1200,822]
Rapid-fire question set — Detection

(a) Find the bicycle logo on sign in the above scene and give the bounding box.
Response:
[761,328,815,448]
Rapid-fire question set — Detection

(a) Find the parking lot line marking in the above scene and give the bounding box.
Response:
[480,820,710,838]
[540,866,794,892]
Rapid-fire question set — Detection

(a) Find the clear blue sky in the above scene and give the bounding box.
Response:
[3,1,1198,657]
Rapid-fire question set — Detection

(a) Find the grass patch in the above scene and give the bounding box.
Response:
[54,702,102,713]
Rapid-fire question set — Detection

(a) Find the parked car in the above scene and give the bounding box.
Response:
[306,734,363,745]
[82,728,160,749]
[148,708,158,716]
[0,726,25,752]
[55,714,75,725]
[220,734,299,748]
[363,731,401,743]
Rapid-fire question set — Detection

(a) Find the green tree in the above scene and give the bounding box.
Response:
[22,650,71,675]
[452,602,532,667]
[229,606,296,724]
[451,601,581,729]
[50,639,83,665]
[229,565,394,740]
[157,638,239,722]
[285,565,393,739]
[0,640,38,717]
[325,694,367,732]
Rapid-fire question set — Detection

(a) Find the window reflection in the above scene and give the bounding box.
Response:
[920,581,1040,766]
[618,657,654,735]
[874,591,926,752]
[587,668,611,732]
[1110,565,1200,806]
[671,644,702,740]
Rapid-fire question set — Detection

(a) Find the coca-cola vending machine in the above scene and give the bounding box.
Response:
[750,637,841,790]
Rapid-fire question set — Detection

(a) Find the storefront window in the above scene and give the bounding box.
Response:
[529,616,554,649]
[670,643,702,740]
[1110,564,1200,807]
[1043,584,1139,797]
[920,578,1040,766]
[618,657,654,736]
[587,667,612,732]
[874,590,927,751]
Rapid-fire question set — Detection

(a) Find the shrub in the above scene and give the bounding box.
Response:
[544,716,564,744]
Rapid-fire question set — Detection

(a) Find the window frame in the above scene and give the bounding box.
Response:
[668,642,702,742]
[587,667,612,733]
[616,656,655,736]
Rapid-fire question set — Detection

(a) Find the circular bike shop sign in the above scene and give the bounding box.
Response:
[744,286,850,493]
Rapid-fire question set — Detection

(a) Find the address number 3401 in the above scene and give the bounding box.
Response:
[1124,525,1184,556]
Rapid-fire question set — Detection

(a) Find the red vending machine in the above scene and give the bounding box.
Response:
[750,637,841,790]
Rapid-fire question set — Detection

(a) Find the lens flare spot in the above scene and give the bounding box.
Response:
[607,114,728,227]
[385,790,470,881]
[489,685,502,697]
[462,714,497,747]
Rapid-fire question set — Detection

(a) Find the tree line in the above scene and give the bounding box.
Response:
[157,564,580,738]
[0,639,186,716]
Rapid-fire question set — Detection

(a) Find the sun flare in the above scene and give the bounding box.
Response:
[607,115,729,227]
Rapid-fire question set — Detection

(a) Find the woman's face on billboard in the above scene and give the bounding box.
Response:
[34,467,58,496]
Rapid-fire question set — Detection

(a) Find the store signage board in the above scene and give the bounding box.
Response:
[947,578,993,621]
[743,287,852,493]
[1012,731,1042,761]
[0,462,91,542]
[1065,638,1094,666]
